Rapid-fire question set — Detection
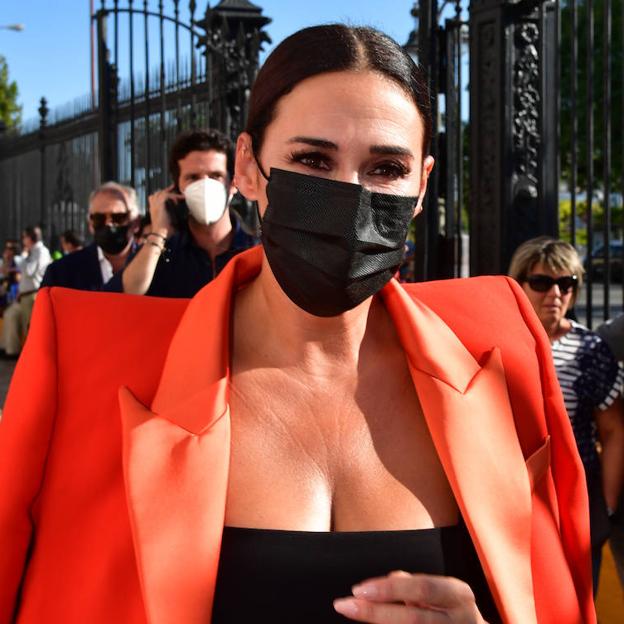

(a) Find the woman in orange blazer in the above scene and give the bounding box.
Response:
[0,24,593,624]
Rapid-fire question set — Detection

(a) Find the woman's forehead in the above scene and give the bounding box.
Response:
[530,260,572,276]
[267,70,424,148]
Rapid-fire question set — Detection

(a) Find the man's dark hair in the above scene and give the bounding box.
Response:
[168,129,234,187]
[61,229,84,248]
[23,226,42,244]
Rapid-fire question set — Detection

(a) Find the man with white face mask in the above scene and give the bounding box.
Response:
[110,129,256,297]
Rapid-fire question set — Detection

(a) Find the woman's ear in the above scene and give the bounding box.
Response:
[234,133,261,201]
[413,155,435,216]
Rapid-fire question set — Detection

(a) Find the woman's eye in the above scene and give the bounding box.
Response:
[289,151,332,171]
[369,162,410,179]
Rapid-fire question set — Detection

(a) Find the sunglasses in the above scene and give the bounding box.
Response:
[526,274,578,294]
[89,212,130,228]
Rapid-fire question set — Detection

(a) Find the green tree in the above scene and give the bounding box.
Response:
[0,55,21,130]
[560,0,623,190]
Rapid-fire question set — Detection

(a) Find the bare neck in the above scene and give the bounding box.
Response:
[188,210,234,263]
[232,255,392,380]
[545,317,572,342]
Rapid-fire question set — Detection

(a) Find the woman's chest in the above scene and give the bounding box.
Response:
[224,370,457,531]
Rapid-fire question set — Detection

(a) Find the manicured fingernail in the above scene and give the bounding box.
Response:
[333,598,360,617]
[352,581,381,599]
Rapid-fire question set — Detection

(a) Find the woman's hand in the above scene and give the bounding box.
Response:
[333,571,486,623]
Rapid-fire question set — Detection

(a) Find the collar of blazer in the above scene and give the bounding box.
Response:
[118,245,537,624]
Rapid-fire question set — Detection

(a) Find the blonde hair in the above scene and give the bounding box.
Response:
[88,181,140,219]
[508,236,584,302]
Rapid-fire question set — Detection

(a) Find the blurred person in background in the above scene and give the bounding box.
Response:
[51,230,85,261]
[596,313,624,590]
[106,129,256,298]
[41,182,139,292]
[60,230,84,255]
[0,240,21,313]
[509,236,624,592]
[134,214,153,246]
[1,227,51,358]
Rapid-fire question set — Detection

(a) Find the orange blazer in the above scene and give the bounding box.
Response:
[0,246,594,624]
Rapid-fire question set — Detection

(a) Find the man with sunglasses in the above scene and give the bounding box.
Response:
[104,129,256,298]
[41,182,139,292]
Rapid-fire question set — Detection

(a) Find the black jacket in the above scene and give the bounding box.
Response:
[41,243,106,291]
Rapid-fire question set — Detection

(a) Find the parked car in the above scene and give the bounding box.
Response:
[584,240,623,281]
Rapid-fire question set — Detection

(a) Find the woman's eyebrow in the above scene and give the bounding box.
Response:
[369,145,414,158]
[287,136,338,150]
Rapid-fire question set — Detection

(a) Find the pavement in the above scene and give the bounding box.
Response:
[596,546,624,622]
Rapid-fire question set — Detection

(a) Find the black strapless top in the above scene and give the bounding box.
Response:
[211,523,500,623]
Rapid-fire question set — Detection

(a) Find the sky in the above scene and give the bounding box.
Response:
[0,0,421,125]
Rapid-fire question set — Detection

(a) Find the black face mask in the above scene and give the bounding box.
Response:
[93,225,131,256]
[259,167,418,317]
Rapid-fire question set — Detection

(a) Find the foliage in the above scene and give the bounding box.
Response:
[560,0,623,190]
[0,55,21,130]
[559,198,623,247]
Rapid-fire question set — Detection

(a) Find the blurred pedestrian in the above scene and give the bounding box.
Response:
[1,227,51,358]
[134,214,152,246]
[105,129,257,298]
[42,182,139,291]
[0,240,21,312]
[59,230,84,255]
[596,313,624,589]
[509,236,624,592]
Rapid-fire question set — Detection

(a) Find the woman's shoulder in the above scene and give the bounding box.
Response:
[401,275,523,322]
[38,286,190,339]
[402,274,513,294]
[399,275,541,356]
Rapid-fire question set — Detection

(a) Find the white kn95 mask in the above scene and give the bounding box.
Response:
[184,177,228,225]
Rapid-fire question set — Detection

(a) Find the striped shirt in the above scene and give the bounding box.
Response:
[551,320,624,474]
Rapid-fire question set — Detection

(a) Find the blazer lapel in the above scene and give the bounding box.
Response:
[119,387,230,624]
[381,281,537,624]
[119,247,263,624]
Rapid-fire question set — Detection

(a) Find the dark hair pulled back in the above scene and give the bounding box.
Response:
[245,24,432,160]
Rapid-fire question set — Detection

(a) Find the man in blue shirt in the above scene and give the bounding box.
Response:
[107,129,256,298]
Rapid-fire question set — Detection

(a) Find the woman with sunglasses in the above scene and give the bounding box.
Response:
[509,236,624,592]
[0,26,595,624]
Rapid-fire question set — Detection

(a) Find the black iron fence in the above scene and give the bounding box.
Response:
[0,0,270,249]
[411,0,621,326]
[558,0,623,325]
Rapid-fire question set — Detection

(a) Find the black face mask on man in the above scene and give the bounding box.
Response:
[93,225,131,256]
[257,166,419,317]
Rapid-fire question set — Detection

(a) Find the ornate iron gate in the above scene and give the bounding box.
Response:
[408,0,621,325]
[0,0,270,248]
